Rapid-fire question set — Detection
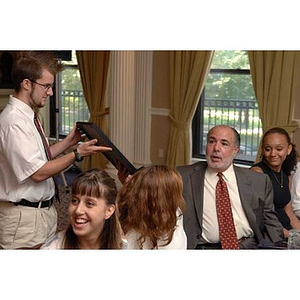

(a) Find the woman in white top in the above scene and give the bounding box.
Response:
[291,161,300,219]
[117,165,187,249]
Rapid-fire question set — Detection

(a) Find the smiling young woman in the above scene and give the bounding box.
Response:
[41,169,125,249]
[251,127,300,238]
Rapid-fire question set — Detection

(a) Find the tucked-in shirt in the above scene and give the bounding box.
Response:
[125,209,187,249]
[0,95,54,202]
[201,164,253,243]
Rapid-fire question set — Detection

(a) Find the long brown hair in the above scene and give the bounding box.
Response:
[117,165,186,249]
[63,169,123,249]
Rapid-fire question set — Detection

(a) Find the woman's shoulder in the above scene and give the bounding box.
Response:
[250,161,268,173]
[124,230,144,249]
[41,231,66,250]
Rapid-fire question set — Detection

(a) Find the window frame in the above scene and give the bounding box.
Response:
[192,63,261,166]
[50,62,89,139]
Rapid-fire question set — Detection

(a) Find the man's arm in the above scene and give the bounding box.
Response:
[49,124,83,158]
[31,139,111,182]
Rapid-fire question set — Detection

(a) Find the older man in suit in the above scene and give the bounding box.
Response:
[178,125,284,249]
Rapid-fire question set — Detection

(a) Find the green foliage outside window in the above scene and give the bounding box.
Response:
[59,52,90,135]
[193,50,262,162]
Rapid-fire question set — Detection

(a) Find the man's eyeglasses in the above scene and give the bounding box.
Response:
[30,79,54,91]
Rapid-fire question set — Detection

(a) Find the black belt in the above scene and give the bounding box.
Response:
[196,242,222,250]
[196,237,249,250]
[13,198,54,208]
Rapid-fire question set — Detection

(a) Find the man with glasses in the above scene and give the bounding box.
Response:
[0,51,111,249]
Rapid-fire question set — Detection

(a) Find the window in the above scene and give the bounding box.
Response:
[50,51,90,138]
[192,50,262,164]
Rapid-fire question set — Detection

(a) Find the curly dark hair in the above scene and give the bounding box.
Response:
[261,127,299,175]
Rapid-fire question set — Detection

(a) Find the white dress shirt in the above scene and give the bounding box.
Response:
[201,164,253,243]
[292,162,300,218]
[0,95,55,202]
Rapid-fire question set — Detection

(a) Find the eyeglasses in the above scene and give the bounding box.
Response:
[30,79,54,91]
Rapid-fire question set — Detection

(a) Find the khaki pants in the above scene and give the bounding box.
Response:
[0,201,57,249]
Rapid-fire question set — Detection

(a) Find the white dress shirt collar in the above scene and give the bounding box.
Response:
[206,163,235,183]
[9,94,35,120]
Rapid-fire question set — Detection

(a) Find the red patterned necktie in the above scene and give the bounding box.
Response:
[216,173,239,249]
[34,113,53,160]
[34,113,59,201]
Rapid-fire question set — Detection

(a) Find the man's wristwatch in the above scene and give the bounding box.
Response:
[73,148,84,162]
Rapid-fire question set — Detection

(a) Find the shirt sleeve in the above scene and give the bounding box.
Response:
[0,122,45,183]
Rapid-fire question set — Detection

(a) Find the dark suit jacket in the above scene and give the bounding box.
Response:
[177,161,284,249]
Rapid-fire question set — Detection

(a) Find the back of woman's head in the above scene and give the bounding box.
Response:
[117,165,185,249]
[262,127,298,175]
[64,169,123,249]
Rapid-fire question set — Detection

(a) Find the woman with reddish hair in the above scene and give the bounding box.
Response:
[117,165,186,249]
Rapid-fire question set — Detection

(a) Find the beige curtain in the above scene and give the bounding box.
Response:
[76,51,110,170]
[166,51,214,168]
[248,51,300,161]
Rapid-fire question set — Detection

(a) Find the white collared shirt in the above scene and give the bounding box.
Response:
[0,95,55,202]
[201,164,253,243]
[292,161,300,218]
